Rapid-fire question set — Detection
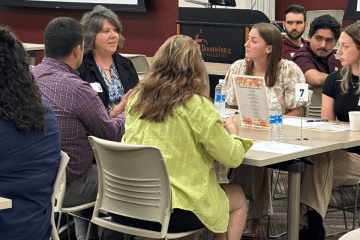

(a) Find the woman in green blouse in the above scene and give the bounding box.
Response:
[120,35,253,240]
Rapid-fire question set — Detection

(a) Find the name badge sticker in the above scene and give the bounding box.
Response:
[90,83,103,92]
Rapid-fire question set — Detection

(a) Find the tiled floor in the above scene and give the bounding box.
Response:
[199,171,360,240]
[61,171,360,240]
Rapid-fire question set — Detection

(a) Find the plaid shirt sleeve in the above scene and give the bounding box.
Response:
[74,82,125,141]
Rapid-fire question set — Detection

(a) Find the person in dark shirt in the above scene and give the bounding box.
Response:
[293,14,341,114]
[299,22,360,240]
[32,17,130,240]
[282,4,308,60]
[293,14,340,86]
[0,27,61,240]
[77,5,139,113]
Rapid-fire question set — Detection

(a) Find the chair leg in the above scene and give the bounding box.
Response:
[267,215,270,237]
[226,231,229,240]
[353,184,359,230]
[66,213,72,240]
[85,221,92,240]
[56,212,62,233]
[271,170,281,199]
[268,172,287,239]
[340,185,348,230]
[272,170,288,200]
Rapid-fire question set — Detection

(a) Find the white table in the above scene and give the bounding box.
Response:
[339,227,360,239]
[0,197,12,210]
[203,61,231,76]
[22,43,45,66]
[235,116,360,240]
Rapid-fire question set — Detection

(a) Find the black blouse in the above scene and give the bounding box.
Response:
[77,52,139,109]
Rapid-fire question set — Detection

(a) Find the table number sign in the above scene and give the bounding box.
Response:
[295,83,309,102]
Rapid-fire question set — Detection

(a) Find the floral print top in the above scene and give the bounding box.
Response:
[98,62,125,110]
[224,59,306,115]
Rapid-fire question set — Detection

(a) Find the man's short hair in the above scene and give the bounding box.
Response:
[44,17,83,59]
[309,14,341,41]
[284,4,306,22]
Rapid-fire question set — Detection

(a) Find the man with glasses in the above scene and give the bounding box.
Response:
[282,4,308,60]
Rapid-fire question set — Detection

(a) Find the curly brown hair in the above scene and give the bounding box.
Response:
[129,35,208,122]
[0,27,47,134]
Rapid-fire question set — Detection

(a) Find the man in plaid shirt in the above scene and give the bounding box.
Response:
[32,17,132,240]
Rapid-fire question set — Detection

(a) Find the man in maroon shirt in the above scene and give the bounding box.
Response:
[293,15,340,86]
[282,4,308,60]
[293,15,340,114]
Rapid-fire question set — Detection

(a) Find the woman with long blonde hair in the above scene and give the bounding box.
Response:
[297,22,360,239]
[117,35,253,240]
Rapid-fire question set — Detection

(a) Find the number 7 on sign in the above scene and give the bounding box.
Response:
[295,83,309,102]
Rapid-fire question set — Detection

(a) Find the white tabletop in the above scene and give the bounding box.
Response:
[233,115,360,240]
[339,227,360,239]
[22,43,45,51]
[204,61,231,76]
[236,115,355,167]
[0,197,12,210]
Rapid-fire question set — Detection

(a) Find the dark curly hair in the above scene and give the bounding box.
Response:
[309,14,341,41]
[0,27,47,134]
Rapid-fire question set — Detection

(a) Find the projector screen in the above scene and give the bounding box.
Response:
[0,0,146,12]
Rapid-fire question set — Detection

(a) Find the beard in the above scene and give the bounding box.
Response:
[285,28,305,40]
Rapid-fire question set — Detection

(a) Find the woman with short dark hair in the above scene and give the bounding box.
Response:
[78,5,139,114]
[0,27,61,240]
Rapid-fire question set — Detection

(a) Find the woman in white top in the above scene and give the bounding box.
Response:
[225,22,306,238]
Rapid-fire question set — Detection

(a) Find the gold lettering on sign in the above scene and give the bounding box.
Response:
[201,45,232,59]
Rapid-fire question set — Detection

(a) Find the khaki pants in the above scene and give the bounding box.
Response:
[229,165,273,219]
[300,149,360,227]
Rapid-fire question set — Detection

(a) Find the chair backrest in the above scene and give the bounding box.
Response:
[88,136,172,238]
[51,151,69,240]
[307,86,322,119]
[304,89,313,117]
[120,53,150,81]
[303,10,344,41]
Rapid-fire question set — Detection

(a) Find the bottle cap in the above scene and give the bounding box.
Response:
[219,79,225,84]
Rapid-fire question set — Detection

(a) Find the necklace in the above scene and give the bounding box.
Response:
[350,76,356,89]
[353,76,360,106]
[98,65,111,71]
